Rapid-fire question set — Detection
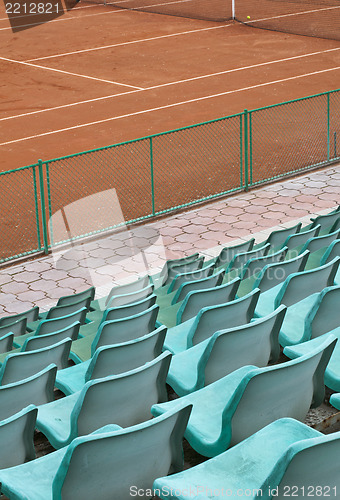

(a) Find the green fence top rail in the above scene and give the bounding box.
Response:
[250,88,340,114]
[0,163,39,176]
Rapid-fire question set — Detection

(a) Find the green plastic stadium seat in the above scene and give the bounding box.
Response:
[55,325,167,395]
[27,296,92,332]
[236,247,288,297]
[299,228,340,270]
[207,238,255,269]
[0,306,39,329]
[0,405,191,500]
[255,257,340,318]
[158,277,240,328]
[150,252,200,286]
[13,308,88,349]
[0,338,72,386]
[155,257,206,298]
[0,317,27,338]
[167,305,286,396]
[279,285,340,347]
[154,417,340,500]
[171,269,225,305]
[280,225,320,259]
[151,335,336,457]
[155,262,216,307]
[0,405,37,469]
[253,222,302,250]
[0,364,56,421]
[320,239,340,285]
[223,243,271,281]
[304,210,340,236]
[69,304,160,363]
[330,393,340,410]
[105,283,155,308]
[36,352,171,449]
[163,288,260,354]
[252,250,309,293]
[0,332,14,355]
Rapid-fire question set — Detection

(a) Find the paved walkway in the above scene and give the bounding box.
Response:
[0,164,339,317]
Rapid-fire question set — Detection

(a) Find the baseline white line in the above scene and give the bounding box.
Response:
[245,4,340,25]
[1,65,340,147]
[1,46,339,123]
[25,23,233,62]
[0,56,144,89]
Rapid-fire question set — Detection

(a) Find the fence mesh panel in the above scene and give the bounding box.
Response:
[46,139,152,245]
[249,93,330,185]
[152,115,243,212]
[0,165,41,263]
[330,91,340,161]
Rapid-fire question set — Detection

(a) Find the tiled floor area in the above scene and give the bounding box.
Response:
[0,164,339,317]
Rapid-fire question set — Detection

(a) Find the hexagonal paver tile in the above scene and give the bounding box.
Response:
[12,271,40,283]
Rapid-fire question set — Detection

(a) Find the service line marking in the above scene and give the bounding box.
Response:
[1,64,340,147]
[0,56,144,89]
[1,46,339,123]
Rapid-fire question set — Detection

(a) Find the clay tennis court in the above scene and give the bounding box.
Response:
[0,0,340,171]
[0,0,339,262]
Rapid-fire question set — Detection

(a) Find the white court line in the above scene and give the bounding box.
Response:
[245,5,340,25]
[1,46,339,123]
[25,23,233,62]
[0,56,144,89]
[1,64,340,147]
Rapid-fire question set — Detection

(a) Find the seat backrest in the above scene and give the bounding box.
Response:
[203,305,286,386]
[0,405,37,469]
[159,253,200,279]
[167,263,215,294]
[229,335,336,446]
[85,326,167,382]
[73,352,172,436]
[320,239,340,265]
[22,322,80,352]
[214,238,255,269]
[254,250,309,293]
[0,364,57,421]
[57,287,95,307]
[310,211,340,233]
[301,228,340,255]
[226,244,271,272]
[304,285,340,340]
[0,317,27,338]
[53,405,191,500]
[103,294,157,323]
[265,222,302,249]
[0,306,39,327]
[173,269,224,304]
[106,284,154,308]
[35,308,87,336]
[0,332,14,355]
[164,256,205,286]
[283,225,320,254]
[92,304,159,354]
[0,339,72,386]
[274,432,340,499]
[177,277,240,325]
[46,296,92,320]
[105,276,150,306]
[274,257,340,308]
[189,288,260,348]
[239,247,287,281]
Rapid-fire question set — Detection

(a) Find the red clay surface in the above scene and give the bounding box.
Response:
[0,2,340,171]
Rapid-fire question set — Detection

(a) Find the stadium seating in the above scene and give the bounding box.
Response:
[0,405,191,500]
[55,326,167,395]
[151,335,336,456]
[154,417,340,500]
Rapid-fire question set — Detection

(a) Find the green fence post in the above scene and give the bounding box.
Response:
[38,159,49,255]
[249,110,253,186]
[150,137,155,216]
[327,92,330,162]
[244,109,249,192]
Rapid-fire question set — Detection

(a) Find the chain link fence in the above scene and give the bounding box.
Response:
[0,89,339,264]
